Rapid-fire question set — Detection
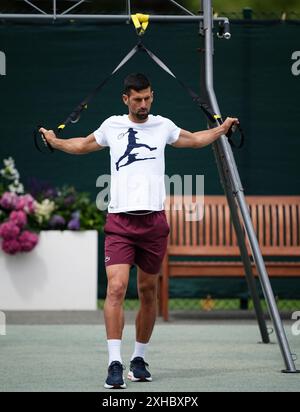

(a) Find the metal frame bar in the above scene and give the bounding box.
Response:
[0,0,223,23]
[126,0,132,24]
[61,0,86,16]
[167,0,196,16]
[214,143,270,343]
[127,0,132,16]
[2,0,198,19]
[198,14,269,344]
[201,0,298,373]
[0,13,228,23]
[23,0,47,15]
[0,0,228,23]
[53,0,56,20]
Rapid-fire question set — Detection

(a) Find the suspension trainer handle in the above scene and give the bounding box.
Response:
[33,126,55,153]
[214,116,245,149]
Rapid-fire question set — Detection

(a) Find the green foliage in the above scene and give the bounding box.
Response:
[28,185,105,232]
[184,0,300,14]
[0,157,105,233]
[57,186,105,231]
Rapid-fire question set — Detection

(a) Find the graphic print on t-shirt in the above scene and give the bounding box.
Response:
[115,128,157,171]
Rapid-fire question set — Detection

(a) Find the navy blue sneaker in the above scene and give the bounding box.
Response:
[128,357,152,382]
[104,361,126,389]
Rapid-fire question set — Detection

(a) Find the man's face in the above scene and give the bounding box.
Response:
[122,87,153,121]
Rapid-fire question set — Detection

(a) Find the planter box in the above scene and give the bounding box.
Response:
[0,231,98,310]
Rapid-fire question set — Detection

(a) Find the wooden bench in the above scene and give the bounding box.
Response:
[158,195,300,320]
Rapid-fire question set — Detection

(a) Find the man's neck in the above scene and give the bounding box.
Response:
[128,114,149,124]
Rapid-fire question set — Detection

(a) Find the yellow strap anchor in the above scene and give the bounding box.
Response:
[131,13,150,36]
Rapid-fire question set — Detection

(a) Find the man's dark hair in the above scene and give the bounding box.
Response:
[124,73,151,96]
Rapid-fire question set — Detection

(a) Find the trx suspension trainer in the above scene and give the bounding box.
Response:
[34,14,244,153]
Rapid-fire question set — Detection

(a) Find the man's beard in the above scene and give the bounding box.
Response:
[135,109,149,120]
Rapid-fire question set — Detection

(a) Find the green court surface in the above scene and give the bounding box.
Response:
[0,315,299,392]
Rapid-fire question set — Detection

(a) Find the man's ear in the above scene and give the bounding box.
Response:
[122,94,129,106]
[151,90,154,102]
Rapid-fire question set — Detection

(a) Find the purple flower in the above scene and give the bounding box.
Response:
[64,195,76,207]
[2,239,22,255]
[0,192,19,210]
[67,217,80,231]
[16,194,36,214]
[10,210,27,229]
[43,188,58,199]
[0,221,21,240]
[49,215,66,229]
[71,211,80,220]
[19,231,39,252]
[26,178,58,199]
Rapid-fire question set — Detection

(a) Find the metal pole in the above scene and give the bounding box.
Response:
[212,143,270,343]
[53,0,56,20]
[126,0,132,24]
[202,0,299,373]
[168,0,196,16]
[127,0,132,16]
[198,35,270,343]
[0,13,228,23]
[23,0,47,15]
[61,0,86,16]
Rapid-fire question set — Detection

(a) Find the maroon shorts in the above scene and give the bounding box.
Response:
[104,211,170,275]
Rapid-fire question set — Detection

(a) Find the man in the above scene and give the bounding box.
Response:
[39,73,239,389]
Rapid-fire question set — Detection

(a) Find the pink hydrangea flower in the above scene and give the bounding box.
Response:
[0,221,21,240]
[18,231,39,252]
[16,194,36,214]
[2,239,22,255]
[0,192,19,210]
[9,210,27,229]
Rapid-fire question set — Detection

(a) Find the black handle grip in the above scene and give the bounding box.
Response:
[223,21,231,40]
[226,124,236,138]
[33,125,54,153]
[226,123,244,149]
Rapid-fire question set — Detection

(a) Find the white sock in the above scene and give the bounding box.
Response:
[107,339,122,366]
[131,341,148,361]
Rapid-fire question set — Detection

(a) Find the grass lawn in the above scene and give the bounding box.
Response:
[97,298,300,312]
[187,0,300,15]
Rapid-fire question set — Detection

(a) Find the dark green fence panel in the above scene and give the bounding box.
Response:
[1,22,299,299]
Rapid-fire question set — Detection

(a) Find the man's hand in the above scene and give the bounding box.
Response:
[39,128,58,149]
[174,116,240,149]
[37,129,104,154]
[221,117,239,136]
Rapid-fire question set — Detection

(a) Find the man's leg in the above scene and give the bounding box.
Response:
[128,266,158,382]
[135,266,158,344]
[103,263,130,389]
[104,263,131,340]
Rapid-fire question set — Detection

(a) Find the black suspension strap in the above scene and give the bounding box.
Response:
[34,43,141,153]
[131,14,244,148]
[139,42,244,148]
[35,13,244,152]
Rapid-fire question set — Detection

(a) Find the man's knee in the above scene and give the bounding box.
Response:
[106,280,127,305]
[105,264,130,305]
[138,281,157,305]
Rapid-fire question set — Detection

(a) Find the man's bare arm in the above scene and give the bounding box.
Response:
[172,117,239,149]
[38,128,105,154]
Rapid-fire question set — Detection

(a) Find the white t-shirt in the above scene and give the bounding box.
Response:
[94,114,181,213]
